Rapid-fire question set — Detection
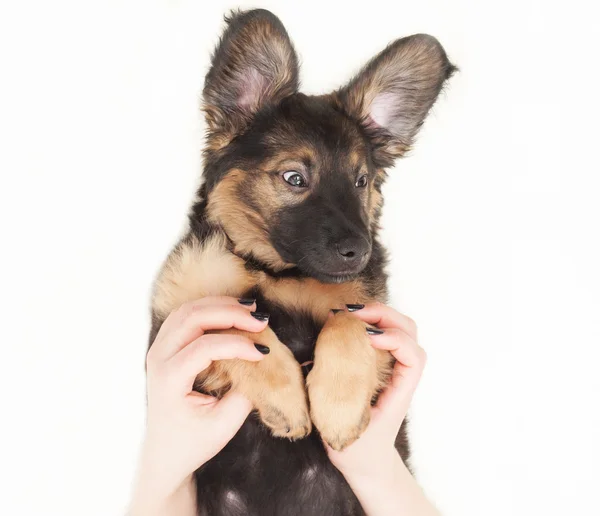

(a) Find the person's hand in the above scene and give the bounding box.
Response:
[323,303,437,515]
[327,303,426,481]
[130,296,269,514]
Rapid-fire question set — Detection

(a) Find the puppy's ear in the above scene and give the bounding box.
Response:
[336,34,455,166]
[203,9,299,149]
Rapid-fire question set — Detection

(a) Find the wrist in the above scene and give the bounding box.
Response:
[136,434,199,496]
[340,455,440,516]
[340,449,404,489]
[130,474,195,516]
[331,444,400,482]
[131,436,197,516]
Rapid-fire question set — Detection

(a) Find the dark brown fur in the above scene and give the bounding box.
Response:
[148,9,454,515]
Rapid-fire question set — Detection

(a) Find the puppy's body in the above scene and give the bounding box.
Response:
[148,9,454,515]
[150,222,403,516]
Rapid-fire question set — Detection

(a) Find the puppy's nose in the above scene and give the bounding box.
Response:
[335,237,370,268]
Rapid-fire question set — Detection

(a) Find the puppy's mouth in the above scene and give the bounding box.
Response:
[270,234,372,282]
[316,271,361,284]
[296,255,371,284]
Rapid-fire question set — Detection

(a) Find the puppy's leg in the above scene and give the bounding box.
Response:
[151,233,310,439]
[196,326,312,440]
[307,311,393,450]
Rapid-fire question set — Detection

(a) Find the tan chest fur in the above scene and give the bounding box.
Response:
[152,232,373,323]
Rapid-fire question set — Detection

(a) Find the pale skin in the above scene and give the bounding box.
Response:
[129,297,439,516]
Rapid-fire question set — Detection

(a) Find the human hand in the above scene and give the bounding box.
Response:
[130,297,268,514]
[326,303,426,480]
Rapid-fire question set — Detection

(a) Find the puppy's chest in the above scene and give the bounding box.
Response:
[254,292,323,364]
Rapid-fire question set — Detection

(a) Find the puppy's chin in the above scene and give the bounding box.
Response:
[297,263,365,284]
[314,272,360,284]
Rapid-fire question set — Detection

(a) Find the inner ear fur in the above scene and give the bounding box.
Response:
[335,34,456,166]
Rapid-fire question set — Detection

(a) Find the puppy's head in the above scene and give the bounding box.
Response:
[201,9,455,283]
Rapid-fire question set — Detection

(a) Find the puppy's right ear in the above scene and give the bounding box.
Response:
[203,9,299,150]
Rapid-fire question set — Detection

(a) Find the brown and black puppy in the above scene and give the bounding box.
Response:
[148,9,454,516]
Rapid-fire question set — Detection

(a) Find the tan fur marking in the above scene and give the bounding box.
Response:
[349,149,366,170]
[206,170,294,271]
[152,232,255,318]
[196,326,311,440]
[307,311,392,450]
[259,147,315,172]
[368,170,386,222]
[259,275,371,323]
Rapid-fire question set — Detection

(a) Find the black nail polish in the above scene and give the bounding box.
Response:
[331,309,344,314]
[346,304,365,311]
[251,311,270,322]
[238,298,255,306]
[302,363,314,375]
[366,327,384,335]
[254,343,270,355]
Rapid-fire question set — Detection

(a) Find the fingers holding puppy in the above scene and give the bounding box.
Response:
[344,303,427,426]
[346,302,418,340]
[149,296,265,361]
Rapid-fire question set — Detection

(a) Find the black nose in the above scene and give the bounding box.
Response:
[335,237,370,269]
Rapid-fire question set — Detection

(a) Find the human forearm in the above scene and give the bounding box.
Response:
[341,452,440,516]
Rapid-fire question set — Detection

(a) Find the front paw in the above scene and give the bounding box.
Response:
[256,378,312,440]
[248,333,312,440]
[205,327,312,440]
[307,367,372,450]
[307,312,377,450]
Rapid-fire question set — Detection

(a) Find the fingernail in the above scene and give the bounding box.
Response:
[238,298,255,306]
[251,311,270,322]
[254,343,270,354]
[331,309,344,314]
[366,327,384,335]
[346,304,365,311]
[302,363,314,375]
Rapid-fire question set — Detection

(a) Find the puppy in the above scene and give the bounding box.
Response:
[148,9,454,515]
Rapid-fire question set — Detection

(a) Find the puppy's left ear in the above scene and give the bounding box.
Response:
[336,34,456,166]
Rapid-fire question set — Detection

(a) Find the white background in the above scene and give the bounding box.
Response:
[1,1,599,515]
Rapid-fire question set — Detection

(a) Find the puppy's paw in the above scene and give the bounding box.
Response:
[241,329,312,440]
[201,326,312,440]
[307,311,377,450]
[256,376,312,440]
[309,378,371,450]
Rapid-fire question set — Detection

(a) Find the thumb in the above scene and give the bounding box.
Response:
[210,391,254,438]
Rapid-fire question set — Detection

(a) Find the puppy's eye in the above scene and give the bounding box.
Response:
[355,174,368,188]
[282,171,308,188]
